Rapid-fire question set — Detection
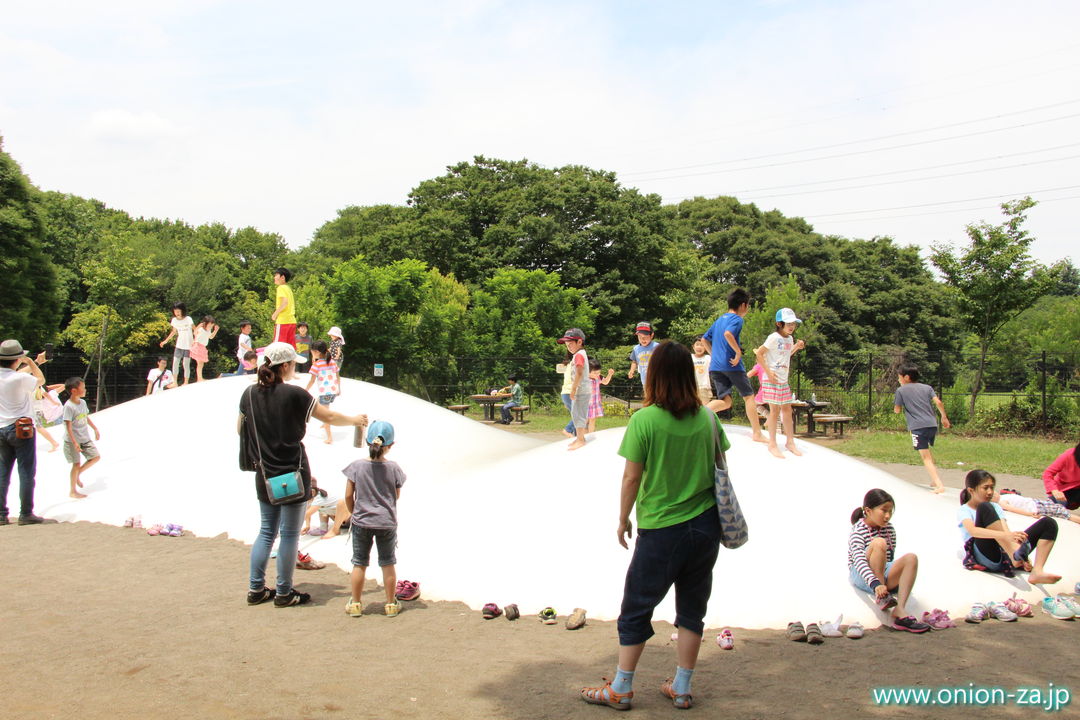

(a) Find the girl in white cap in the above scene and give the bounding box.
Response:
[327,326,345,374]
[754,308,805,459]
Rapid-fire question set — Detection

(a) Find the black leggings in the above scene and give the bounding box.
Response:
[1056,485,1080,510]
[973,502,1058,564]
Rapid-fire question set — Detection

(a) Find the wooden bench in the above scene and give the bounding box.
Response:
[814,415,854,436]
[447,404,469,415]
[510,405,530,424]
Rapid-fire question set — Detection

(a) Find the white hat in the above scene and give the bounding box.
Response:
[0,339,29,360]
[775,308,802,324]
[263,342,308,366]
[328,326,345,344]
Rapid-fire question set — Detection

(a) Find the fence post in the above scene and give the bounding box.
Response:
[866,351,873,426]
[1041,350,1047,424]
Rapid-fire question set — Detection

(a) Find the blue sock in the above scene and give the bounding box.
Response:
[672,666,694,696]
[611,667,634,695]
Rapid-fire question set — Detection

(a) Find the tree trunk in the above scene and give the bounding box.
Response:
[94,311,109,412]
[969,341,988,418]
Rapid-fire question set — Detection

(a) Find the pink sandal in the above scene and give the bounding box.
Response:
[147,524,163,536]
[1004,593,1034,618]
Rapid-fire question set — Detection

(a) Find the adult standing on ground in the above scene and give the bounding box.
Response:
[626,322,658,390]
[271,268,297,347]
[581,340,729,711]
[0,339,51,525]
[240,342,367,607]
[1043,440,1080,510]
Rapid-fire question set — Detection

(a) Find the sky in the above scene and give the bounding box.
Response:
[2,0,1078,265]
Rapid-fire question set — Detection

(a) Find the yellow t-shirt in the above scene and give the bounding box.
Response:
[275,284,296,325]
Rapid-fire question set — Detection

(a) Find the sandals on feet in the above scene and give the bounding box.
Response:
[581,680,633,711]
[482,603,502,619]
[660,678,692,710]
[566,607,586,630]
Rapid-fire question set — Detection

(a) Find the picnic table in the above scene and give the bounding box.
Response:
[469,393,509,423]
[791,400,831,435]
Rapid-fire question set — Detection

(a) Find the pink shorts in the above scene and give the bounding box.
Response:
[760,380,793,405]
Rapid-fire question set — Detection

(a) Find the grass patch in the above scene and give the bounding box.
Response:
[828,431,1065,478]
[454,403,632,434]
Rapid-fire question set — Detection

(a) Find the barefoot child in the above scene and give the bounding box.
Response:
[235,321,253,374]
[848,489,929,632]
[305,341,339,444]
[62,377,100,499]
[704,288,764,441]
[754,308,805,458]
[998,489,1080,525]
[159,302,194,385]
[958,469,1060,585]
[691,337,712,406]
[189,316,219,382]
[557,329,590,451]
[894,363,950,493]
[587,360,615,433]
[343,421,406,618]
[302,479,351,538]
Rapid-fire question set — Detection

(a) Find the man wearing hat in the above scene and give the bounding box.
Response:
[0,339,50,524]
[626,322,658,389]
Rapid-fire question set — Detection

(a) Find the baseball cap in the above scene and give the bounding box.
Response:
[775,308,802,324]
[366,420,395,446]
[557,328,586,344]
[263,341,309,366]
[635,322,654,334]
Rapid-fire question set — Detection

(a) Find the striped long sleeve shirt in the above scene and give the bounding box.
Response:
[848,518,895,590]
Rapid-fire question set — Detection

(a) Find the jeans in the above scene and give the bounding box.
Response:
[0,422,37,517]
[560,393,574,434]
[617,507,721,645]
[500,400,520,423]
[249,501,306,595]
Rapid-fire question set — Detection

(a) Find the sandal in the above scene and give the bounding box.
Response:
[581,679,633,711]
[787,621,807,642]
[820,614,844,638]
[717,628,734,650]
[482,603,502,619]
[147,524,164,536]
[1004,593,1034,618]
[504,603,520,621]
[805,622,824,644]
[660,678,692,709]
[539,607,558,624]
[566,607,587,630]
[246,587,275,605]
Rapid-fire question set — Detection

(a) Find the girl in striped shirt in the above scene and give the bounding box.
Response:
[848,488,929,633]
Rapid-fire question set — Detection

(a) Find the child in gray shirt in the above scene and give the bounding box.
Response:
[894,364,951,494]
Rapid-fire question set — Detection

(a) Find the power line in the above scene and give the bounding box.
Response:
[804,184,1080,219]
[814,194,1080,225]
[624,99,1080,178]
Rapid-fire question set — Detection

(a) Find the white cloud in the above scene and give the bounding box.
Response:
[85,109,184,142]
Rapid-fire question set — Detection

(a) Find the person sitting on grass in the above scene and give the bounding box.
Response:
[958,469,1060,585]
[62,376,101,499]
[848,489,929,633]
[894,363,950,494]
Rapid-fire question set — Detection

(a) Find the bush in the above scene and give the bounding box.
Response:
[969,379,1079,436]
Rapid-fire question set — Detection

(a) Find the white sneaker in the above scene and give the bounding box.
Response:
[965,602,988,624]
[845,621,864,639]
[820,614,844,637]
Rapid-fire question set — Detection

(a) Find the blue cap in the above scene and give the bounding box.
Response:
[774,307,802,324]
[366,420,395,446]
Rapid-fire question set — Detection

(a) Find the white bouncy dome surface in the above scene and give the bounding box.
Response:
[31,376,1079,629]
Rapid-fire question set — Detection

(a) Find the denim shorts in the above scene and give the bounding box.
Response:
[351,526,397,567]
[849,561,893,593]
[318,394,336,406]
[617,507,721,646]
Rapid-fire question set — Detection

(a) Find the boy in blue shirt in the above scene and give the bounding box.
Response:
[703,288,764,442]
[626,322,658,389]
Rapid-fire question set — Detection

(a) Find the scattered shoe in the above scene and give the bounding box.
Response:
[1004,593,1033,618]
[132,515,142,529]
[482,603,502,619]
[876,592,898,611]
[891,615,931,633]
[1040,597,1074,621]
[566,608,587,630]
[805,622,824,644]
[717,628,734,650]
[660,678,693,710]
[166,524,183,537]
[345,600,363,617]
[845,622,864,639]
[246,587,275,605]
[504,603,520,621]
[307,528,327,537]
[385,601,401,617]
[965,602,988,624]
[147,524,164,536]
[273,589,311,608]
[123,516,134,528]
[921,609,956,629]
[819,615,844,638]
[1054,594,1080,618]
[296,552,325,570]
[787,621,807,642]
[539,607,558,624]
[395,580,420,601]
[985,600,1018,622]
[581,680,633,711]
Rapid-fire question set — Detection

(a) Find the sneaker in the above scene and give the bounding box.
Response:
[18,514,55,525]
[965,602,988,624]
[891,615,931,633]
[1004,593,1033,618]
[385,601,401,617]
[273,589,311,608]
[504,603,520,621]
[1039,597,1074,621]
[566,608,587,630]
[920,609,956,629]
[132,515,143,529]
[246,587,276,605]
[717,627,735,649]
[345,600,363,617]
[985,601,1018,622]
[123,516,134,528]
[539,607,558,624]
[395,580,420,601]
[875,592,897,611]
[845,622,864,639]
[1054,594,1080,618]
[0,515,8,526]
[482,603,502,619]
[296,552,325,570]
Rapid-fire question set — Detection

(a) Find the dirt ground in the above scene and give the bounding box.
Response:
[1,447,1076,719]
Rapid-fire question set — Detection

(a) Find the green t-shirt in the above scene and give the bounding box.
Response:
[618,405,730,530]
[510,382,523,404]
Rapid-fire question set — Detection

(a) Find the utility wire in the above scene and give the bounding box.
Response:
[803,184,1080,219]
[815,194,1080,225]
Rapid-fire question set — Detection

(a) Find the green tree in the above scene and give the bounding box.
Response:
[0,142,60,346]
[931,198,1059,416]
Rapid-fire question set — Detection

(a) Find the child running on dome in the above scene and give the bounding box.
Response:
[343,421,406,618]
[305,341,338,444]
[754,308,805,458]
[848,489,929,632]
[62,376,101,499]
[587,359,615,433]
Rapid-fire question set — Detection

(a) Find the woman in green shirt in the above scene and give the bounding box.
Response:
[581,341,729,711]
